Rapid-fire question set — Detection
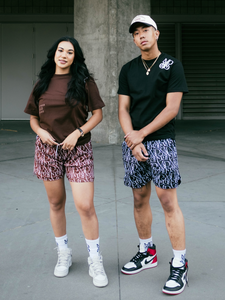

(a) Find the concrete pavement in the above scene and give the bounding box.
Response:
[0,120,225,300]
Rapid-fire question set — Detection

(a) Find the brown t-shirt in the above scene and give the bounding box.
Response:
[24,74,105,145]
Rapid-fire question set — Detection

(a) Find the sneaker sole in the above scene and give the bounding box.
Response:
[92,277,109,288]
[162,283,186,295]
[121,261,158,275]
[162,274,188,295]
[89,270,108,287]
[54,260,72,278]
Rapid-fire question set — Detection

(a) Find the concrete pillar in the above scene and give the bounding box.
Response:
[74,0,150,144]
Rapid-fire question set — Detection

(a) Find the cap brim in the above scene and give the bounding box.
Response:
[129,22,152,33]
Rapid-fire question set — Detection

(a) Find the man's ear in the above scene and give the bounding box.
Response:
[155,30,160,40]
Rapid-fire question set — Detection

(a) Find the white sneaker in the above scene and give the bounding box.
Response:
[88,255,108,287]
[54,248,72,277]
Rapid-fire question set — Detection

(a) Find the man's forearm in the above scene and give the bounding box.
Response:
[118,109,133,136]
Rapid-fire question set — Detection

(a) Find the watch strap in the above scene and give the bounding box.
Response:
[77,128,84,137]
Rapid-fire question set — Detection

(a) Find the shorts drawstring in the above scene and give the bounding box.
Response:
[55,144,59,157]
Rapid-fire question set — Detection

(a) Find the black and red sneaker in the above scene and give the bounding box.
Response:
[121,244,157,275]
[162,258,188,295]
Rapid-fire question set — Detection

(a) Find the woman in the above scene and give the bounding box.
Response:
[24,36,108,287]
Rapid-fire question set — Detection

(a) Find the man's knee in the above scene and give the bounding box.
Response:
[158,192,176,213]
[133,186,150,210]
[156,187,178,213]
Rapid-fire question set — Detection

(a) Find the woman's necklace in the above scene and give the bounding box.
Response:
[141,52,161,75]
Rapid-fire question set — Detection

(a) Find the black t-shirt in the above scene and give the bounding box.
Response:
[118,52,188,141]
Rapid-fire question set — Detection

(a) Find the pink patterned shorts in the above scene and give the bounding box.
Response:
[34,136,94,182]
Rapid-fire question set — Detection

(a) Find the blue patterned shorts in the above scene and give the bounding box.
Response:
[122,139,181,189]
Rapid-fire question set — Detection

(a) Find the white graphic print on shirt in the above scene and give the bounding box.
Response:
[159,58,174,70]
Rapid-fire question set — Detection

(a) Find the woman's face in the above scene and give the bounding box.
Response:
[54,41,75,74]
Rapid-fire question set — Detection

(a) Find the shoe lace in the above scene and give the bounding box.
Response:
[169,267,183,281]
[92,258,105,275]
[130,251,146,263]
[56,249,69,266]
[169,263,188,286]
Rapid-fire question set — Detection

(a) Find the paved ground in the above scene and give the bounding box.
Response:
[0,120,225,300]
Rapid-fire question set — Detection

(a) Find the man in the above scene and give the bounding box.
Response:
[118,15,189,295]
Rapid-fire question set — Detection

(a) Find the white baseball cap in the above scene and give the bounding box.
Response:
[129,15,157,33]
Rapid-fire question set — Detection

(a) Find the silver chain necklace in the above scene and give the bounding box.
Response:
[141,52,161,75]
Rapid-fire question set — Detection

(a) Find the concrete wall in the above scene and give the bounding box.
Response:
[74,0,150,144]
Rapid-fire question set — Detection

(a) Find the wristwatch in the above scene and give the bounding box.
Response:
[77,128,84,137]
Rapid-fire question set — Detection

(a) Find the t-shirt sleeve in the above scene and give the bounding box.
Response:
[167,61,189,94]
[24,86,39,116]
[85,79,105,112]
[118,64,130,96]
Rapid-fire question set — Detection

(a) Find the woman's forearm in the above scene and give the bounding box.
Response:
[30,115,42,135]
[79,108,103,136]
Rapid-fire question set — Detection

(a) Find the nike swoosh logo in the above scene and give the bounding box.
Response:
[144,255,156,265]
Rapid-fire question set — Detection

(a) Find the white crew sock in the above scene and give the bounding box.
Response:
[55,234,68,250]
[139,237,153,253]
[172,249,186,267]
[85,238,100,258]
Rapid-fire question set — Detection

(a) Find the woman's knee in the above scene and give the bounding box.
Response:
[77,201,95,218]
[49,196,65,211]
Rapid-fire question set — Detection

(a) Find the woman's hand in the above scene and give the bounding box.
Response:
[60,129,80,150]
[30,115,58,146]
[37,128,58,146]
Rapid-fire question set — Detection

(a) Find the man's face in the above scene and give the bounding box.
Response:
[133,25,159,51]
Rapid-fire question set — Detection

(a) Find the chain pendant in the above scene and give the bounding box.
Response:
[142,52,161,76]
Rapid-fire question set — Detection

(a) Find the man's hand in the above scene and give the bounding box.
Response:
[125,130,144,150]
[132,143,149,162]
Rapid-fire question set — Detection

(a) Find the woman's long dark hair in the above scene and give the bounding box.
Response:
[33,36,91,107]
